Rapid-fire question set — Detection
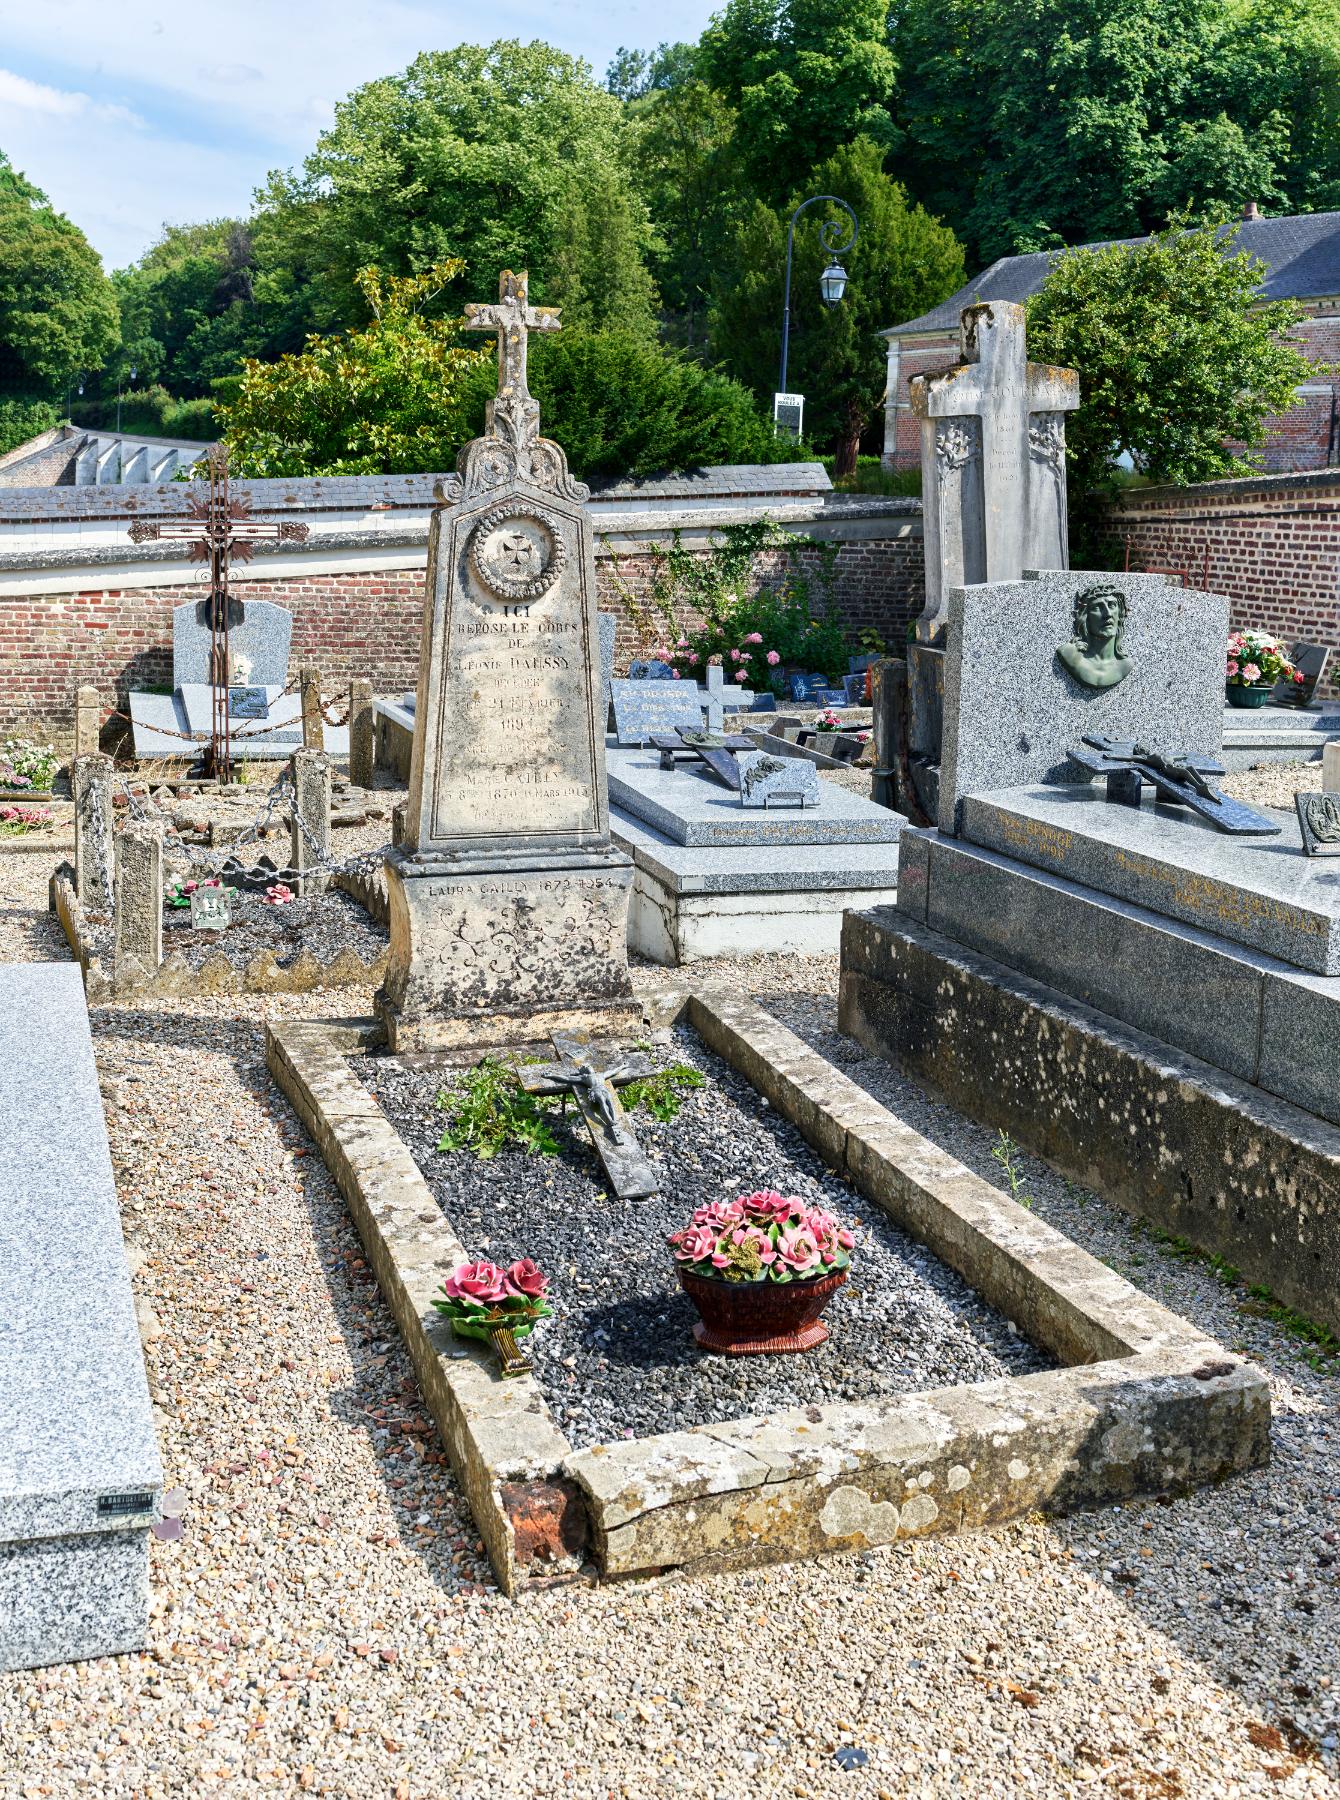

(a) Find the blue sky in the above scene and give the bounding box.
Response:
[0,0,717,269]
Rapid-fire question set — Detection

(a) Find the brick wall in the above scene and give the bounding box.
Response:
[0,527,926,741]
[1109,468,1340,698]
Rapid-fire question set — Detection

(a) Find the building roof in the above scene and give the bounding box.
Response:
[883,211,1340,337]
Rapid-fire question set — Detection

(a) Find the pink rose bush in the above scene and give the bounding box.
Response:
[1226,630,1297,689]
[434,1256,554,1336]
[668,1189,855,1284]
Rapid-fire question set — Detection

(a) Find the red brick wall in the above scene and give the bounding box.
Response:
[1109,470,1340,698]
[3,531,925,740]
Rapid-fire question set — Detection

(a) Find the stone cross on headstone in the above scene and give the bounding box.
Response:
[705,658,726,733]
[463,270,562,454]
[913,301,1080,640]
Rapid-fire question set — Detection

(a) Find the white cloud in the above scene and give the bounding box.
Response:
[0,66,142,128]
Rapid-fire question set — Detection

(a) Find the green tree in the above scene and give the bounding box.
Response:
[0,151,118,400]
[218,262,487,476]
[698,0,898,207]
[110,220,272,398]
[255,41,657,339]
[709,137,964,472]
[1026,218,1316,509]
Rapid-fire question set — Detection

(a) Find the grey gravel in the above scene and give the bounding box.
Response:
[159,886,388,971]
[357,1031,1050,1449]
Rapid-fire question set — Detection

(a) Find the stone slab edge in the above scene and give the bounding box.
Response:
[51,869,389,1002]
[561,990,1269,1581]
[263,1019,582,1596]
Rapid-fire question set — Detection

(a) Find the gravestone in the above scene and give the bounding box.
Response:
[377,270,637,1050]
[1324,741,1339,791]
[299,667,325,751]
[289,748,332,896]
[610,677,705,746]
[73,753,114,912]
[598,613,618,723]
[74,686,101,758]
[704,659,726,733]
[1277,642,1332,708]
[938,571,1226,834]
[628,658,676,680]
[114,825,162,971]
[349,679,376,789]
[173,596,290,688]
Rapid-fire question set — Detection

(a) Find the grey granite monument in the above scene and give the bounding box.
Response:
[289,748,332,895]
[377,270,638,1050]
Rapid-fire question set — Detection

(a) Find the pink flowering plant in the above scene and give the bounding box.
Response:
[166,876,236,909]
[0,804,53,835]
[668,1190,856,1284]
[1226,629,1299,689]
[433,1257,554,1343]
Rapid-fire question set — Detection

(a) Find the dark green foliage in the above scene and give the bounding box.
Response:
[70,384,216,440]
[620,1063,706,1121]
[0,396,59,455]
[435,1057,559,1160]
[0,151,118,400]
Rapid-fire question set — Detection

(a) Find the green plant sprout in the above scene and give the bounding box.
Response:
[991,1129,1033,1208]
[436,1057,558,1160]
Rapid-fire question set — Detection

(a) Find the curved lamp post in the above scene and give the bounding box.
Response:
[779,195,859,395]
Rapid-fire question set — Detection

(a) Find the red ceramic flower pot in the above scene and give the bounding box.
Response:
[677,1266,847,1355]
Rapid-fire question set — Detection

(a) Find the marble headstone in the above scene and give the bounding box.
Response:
[938,570,1228,835]
[172,596,291,688]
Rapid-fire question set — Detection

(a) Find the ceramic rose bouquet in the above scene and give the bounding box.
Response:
[668,1190,855,1285]
[433,1258,553,1377]
[1226,630,1299,690]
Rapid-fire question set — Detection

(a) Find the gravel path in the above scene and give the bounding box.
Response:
[358,1034,1048,1449]
[1223,761,1326,808]
[0,860,1336,1799]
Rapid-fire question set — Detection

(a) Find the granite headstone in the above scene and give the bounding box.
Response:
[738,750,821,809]
[172,596,291,688]
[610,677,705,746]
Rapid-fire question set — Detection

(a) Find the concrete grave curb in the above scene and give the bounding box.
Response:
[267,994,1269,1593]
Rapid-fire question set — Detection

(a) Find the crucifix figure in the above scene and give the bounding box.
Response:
[1067,734,1281,836]
[515,1031,660,1200]
[127,446,309,780]
[463,269,562,453]
[912,301,1080,641]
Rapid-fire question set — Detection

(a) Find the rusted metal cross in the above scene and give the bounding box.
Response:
[127,446,309,780]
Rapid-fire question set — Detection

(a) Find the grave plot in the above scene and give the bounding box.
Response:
[51,749,390,1000]
[267,988,1270,1597]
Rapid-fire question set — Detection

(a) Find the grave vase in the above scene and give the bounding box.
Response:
[678,1267,847,1355]
[1225,683,1273,709]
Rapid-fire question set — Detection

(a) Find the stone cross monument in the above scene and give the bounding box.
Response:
[377,271,639,1051]
[913,301,1080,640]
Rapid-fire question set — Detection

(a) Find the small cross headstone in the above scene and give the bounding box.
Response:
[73,753,114,913]
[289,748,332,894]
[515,1032,660,1199]
[114,824,162,971]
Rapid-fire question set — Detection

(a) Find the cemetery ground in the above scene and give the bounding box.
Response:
[0,831,1336,1800]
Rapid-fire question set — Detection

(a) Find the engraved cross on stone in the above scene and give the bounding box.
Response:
[912,301,1080,640]
[464,269,562,447]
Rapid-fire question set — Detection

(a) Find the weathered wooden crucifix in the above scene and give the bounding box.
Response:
[463,269,562,452]
[127,446,309,780]
[515,1031,661,1201]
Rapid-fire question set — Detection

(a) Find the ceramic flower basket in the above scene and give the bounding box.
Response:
[1225,684,1273,709]
[448,1304,548,1378]
[678,1265,847,1355]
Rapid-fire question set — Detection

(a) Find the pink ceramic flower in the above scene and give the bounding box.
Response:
[264,883,296,906]
[505,1258,549,1301]
[671,1223,720,1264]
[731,1226,777,1265]
[442,1260,507,1304]
[1241,663,1261,683]
[776,1226,823,1275]
[742,1190,803,1225]
[766,650,781,666]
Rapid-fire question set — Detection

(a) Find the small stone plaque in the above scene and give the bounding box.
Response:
[1278,642,1332,708]
[738,750,820,809]
[1296,789,1340,856]
[610,678,705,746]
[189,886,232,931]
[628,658,676,680]
[228,686,269,720]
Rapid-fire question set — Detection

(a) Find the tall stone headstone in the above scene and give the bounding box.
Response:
[299,666,325,751]
[114,824,163,973]
[74,686,102,759]
[289,748,332,895]
[72,753,114,913]
[378,270,638,1050]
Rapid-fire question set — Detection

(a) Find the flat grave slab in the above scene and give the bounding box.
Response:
[0,964,161,1670]
[130,689,349,760]
[610,805,903,895]
[268,995,1268,1593]
[606,745,903,848]
[961,782,1340,973]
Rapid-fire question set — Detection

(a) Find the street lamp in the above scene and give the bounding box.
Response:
[778,194,858,398]
[116,364,137,435]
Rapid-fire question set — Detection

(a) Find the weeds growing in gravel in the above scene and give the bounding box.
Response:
[621,1063,705,1121]
[436,1057,558,1160]
[1143,1222,1339,1370]
[991,1130,1033,1208]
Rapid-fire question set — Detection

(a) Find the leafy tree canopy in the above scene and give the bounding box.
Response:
[1026,217,1317,507]
[698,0,898,207]
[0,149,118,400]
[709,137,964,471]
[255,41,658,338]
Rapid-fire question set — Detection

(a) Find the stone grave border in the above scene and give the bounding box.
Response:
[266,992,1269,1596]
[50,861,390,1002]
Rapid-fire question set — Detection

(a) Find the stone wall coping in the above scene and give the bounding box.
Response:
[266,990,1267,1591]
[1113,465,1340,508]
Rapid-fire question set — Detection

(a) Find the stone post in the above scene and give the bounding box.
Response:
[299,666,325,751]
[348,679,375,789]
[72,753,114,913]
[869,658,902,813]
[289,748,332,895]
[114,824,163,974]
[74,686,102,758]
[1324,741,1339,793]
[704,658,725,734]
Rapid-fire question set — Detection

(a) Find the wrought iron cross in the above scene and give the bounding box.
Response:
[515,1031,660,1201]
[463,270,562,447]
[128,446,309,780]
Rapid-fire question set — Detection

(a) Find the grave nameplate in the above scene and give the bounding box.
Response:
[738,751,820,809]
[788,671,830,702]
[228,686,269,720]
[1278,643,1332,709]
[610,678,705,746]
[189,887,232,931]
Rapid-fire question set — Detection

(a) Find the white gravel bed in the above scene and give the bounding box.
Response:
[0,900,1336,1798]
[355,1031,1049,1450]
[1223,761,1326,809]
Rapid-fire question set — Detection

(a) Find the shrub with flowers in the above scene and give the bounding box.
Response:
[1226,630,1299,690]
[668,1189,855,1284]
[0,804,53,835]
[433,1257,553,1342]
[0,738,58,792]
